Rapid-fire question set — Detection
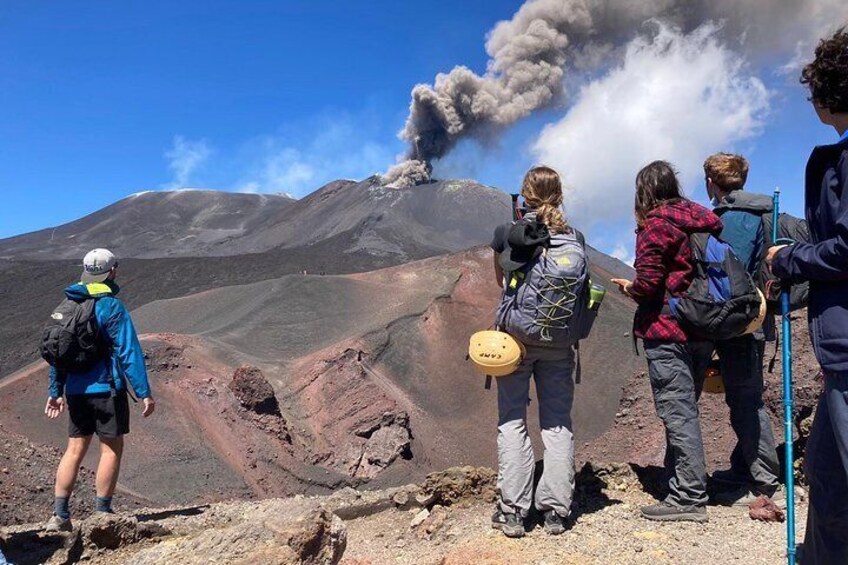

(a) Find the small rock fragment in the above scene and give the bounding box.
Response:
[410,508,430,528]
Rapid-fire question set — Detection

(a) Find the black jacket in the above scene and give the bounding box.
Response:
[773,135,848,372]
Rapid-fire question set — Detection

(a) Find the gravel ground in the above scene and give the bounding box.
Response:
[342,489,808,565]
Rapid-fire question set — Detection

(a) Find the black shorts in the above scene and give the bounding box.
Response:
[67,392,130,438]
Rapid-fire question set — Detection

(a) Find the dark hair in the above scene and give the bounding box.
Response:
[635,160,684,225]
[801,27,848,114]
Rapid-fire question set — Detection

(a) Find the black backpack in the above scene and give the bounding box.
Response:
[40,298,108,372]
[759,212,810,311]
[668,233,763,340]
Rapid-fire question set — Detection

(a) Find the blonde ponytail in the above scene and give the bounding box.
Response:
[535,202,567,234]
[521,166,568,234]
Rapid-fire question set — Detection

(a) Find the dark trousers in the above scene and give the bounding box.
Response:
[644,340,711,507]
[801,373,848,565]
[715,335,781,491]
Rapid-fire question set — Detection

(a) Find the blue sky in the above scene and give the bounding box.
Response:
[0,1,843,252]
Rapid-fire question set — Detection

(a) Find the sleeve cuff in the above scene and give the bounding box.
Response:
[771,247,792,279]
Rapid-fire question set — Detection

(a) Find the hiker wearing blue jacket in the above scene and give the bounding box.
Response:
[703,153,782,506]
[43,249,154,532]
[767,27,848,565]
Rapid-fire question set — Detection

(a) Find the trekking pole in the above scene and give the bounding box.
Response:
[773,187,796,565]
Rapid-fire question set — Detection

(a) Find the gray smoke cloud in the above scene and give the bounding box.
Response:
[381,0,847,188]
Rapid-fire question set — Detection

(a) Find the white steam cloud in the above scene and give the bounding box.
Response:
[236,117,395,196]
[383,0,848,188]
[533,22,770,228]
[163,136,212,189]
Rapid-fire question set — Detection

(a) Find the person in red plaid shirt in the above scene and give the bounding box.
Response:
[612,160,721,522]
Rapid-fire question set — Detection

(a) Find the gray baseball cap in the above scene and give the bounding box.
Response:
[81,248,118,283]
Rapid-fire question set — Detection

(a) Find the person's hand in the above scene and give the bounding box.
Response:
[765,244,789,267]
[142,397,155,417]
[45,397,64,419]
[611,278,634,297]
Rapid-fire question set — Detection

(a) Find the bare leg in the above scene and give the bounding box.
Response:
[55,436,92,497]
[95,436,123,498]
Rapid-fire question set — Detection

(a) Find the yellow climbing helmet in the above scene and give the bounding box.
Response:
[744,288,768,336]
[468,330,526,377]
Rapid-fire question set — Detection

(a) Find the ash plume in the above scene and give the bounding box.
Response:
[382,0,846,188]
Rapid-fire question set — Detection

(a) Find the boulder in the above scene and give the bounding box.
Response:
[229,366,282,416]
[420,467,497,506]
[127,498,346,565]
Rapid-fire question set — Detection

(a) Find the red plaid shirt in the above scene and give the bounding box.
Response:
[631,200,723,342]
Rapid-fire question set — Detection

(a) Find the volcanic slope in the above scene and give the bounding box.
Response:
[0,190,296,261]
[0,246,639,520]
[0,178,511,261]
[0,179,519,377]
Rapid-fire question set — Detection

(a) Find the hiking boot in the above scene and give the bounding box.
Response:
[44,514,73,532]
[709,468,750,489]
[491,510,525,538]
[713,484,785,507]
[640,501,708,523]
[543,510,568,536]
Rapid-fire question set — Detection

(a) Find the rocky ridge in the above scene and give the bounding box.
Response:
[1,464,807,565]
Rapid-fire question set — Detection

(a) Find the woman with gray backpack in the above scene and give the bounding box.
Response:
[489,166,599,538]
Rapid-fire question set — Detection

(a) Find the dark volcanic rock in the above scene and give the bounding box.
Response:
[229,365,282,416]
[355,412,412,479]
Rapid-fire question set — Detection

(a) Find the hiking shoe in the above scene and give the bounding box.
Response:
[543,510,568,536]
[44,514,73,532]
[491,510,525,538]
[640,501,708,523]
[713,484,785,507]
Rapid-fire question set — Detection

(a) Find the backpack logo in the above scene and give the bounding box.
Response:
[51,313,64,320]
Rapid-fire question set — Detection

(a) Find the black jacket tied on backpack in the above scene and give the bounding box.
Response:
[773,136,848,373]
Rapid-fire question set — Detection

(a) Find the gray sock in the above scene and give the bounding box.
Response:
[95,496,113,513]
[54,496,70,520]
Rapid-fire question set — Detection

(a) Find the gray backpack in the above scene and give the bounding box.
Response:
[496,230,594,346]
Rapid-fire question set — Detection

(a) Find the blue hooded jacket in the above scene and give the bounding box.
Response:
[773,135,848,372]
[48,280,151,398]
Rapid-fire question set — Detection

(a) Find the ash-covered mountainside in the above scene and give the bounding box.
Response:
[0,178,512,261]
[0,190,296,260]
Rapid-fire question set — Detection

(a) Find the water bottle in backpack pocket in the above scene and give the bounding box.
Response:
[496,230,597,346]
[667,232,763,340]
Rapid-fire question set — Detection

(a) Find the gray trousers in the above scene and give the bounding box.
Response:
[645,340,710,508]
[496,345,575,518]
[801,373,848,565]
[714,335,780,491]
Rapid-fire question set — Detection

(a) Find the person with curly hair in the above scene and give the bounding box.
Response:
[766,26,848,564]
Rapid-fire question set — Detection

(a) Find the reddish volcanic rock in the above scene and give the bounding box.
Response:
[230,365,282,417]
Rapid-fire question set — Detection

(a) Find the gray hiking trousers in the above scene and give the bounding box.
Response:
[645,340,710,508]
[496,344,575,518]
[714,335,780,491]
[800,373,848,565]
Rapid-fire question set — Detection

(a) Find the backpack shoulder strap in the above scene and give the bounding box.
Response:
[573,229,586,248]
